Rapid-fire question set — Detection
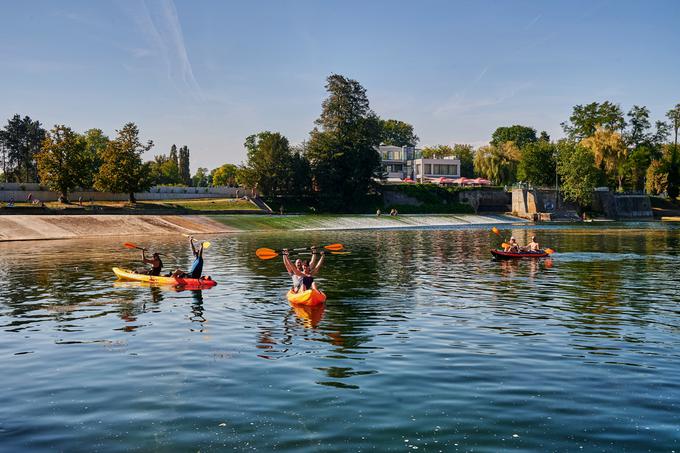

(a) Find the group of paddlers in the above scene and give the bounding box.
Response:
[503,236,541,253]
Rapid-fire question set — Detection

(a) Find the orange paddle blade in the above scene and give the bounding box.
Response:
[323,243,344,251]
[256,248,279,260]
[501,242,510,249]
[123,242,144,250]
[544,248,555,255]
[491,227,500,236]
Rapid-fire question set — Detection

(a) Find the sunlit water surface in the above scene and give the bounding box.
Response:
[1,222,679,451]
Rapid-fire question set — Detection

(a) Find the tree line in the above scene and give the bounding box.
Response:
[0,117,205,202]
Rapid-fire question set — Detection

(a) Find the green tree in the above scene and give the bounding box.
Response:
[473,142,520,185]
[169,144,178,167]
[179,145,191,186]
[210,163,238,186]
[625,105,651,148]
[666,104,680,147]
[36,125,89,202]
[517,140,557,187]
[556,141,599,209]
[192,167,211,187]
[580,127,627,190]
[0,114,46,182]
[306,74,382,210]
[539,131,551,142]
[149,154,181,185]
[454,144,475,177]
[490,125,537,149]
[421,144,454,159]
[561,101,626,141]
[380,119,419,147]
[94,123,153,203]
[645,159,668,195]
[242,131,294,196]
[82,129,109,188]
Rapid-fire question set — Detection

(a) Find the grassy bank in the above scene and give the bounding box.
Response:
[1,198,260,214]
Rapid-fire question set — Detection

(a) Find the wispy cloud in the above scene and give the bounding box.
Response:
[433,81,534,117]
[128,0,203,100]
[524,13,542,31]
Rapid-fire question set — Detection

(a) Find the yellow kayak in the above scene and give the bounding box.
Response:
[286,288,327,306]
[112,267,217,288]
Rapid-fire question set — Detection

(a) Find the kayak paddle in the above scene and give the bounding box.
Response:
[181,233,211,249]
[124,242,146,251]
[544,248,555,254]
[256,244,345,260]
[491,227,500,236]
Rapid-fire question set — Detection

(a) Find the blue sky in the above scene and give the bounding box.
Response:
[1,0,678,171]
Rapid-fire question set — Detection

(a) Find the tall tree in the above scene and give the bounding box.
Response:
[380,119,419,147]
[179,145,191,185]
[0,114,46,182]
[306,74,382,209]
[242,131,294,196]
[82,128,109,188]
[666,104,680,147]
[149,153,181,185]
[561,101,626,141]
[169,144,179,167]
[580,127,627,190]
[94,123,153,203]
[473,142,520,185]
[625,105,651,148]
[210,163,238,187]
[192,167,211,187]
[556,141,599,210]
[490,125,537,149]
[454,144,475,177]
[517,140,557,187]
[36,125,89,202]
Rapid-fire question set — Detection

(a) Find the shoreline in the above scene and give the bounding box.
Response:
[0,213,525,242]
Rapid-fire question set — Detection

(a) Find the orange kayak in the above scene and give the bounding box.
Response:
[113,267,217,288]
[286,288,326,306]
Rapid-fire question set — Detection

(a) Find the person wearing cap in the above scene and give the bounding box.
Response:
[141,249,163,276]
[504,237,520,253]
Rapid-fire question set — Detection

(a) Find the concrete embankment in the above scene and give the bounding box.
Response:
[0,213,523,242]
[0,215,235,241]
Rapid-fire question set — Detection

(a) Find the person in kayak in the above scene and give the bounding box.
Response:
[141,250,163,276]
[504,237,520,253]
[282,249,304,293]
[172,236,210,280]
[525,236,541,252]
[283,247,322,293]
[285,249,325,292]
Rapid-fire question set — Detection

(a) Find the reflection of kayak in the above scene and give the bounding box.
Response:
[286,288,326,306]
[491,250,549,259]
[291,303,325,328]
[112,267,217,288]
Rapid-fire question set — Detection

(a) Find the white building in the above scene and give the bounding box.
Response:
[378,145,461,181]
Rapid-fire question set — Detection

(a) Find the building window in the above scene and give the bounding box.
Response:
[425,164,432,174]
[432,164,458,175]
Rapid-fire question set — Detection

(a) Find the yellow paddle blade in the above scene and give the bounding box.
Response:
[256,248,279,260]
[491,227,500,235]
[202,241,211,249]
[544,248,555,255]
[501,242,510,249]
[330,251,351,255]
[324,243,344,251]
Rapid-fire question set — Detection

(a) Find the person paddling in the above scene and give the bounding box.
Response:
[526,236,541,252]
[141,250,163,276]
[172,236,209,280]
[286,249,325,291]
[504,237,520,253]
[283,247,322,293]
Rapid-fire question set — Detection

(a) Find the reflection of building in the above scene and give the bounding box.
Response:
[378,145,461,182]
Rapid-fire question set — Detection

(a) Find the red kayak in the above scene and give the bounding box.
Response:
[491,249,549,259]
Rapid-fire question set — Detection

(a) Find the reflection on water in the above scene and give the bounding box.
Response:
[1,223,680,451]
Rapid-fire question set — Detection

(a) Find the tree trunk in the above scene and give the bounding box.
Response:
[129,192,136,204]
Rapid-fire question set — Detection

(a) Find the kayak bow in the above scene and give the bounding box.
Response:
[286,288,327,306]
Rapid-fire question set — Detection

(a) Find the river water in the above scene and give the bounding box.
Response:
[1,222,679,451]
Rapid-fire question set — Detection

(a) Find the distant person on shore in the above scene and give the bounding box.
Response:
[172,236,210,280]
[376,209,381,217]
[141,250,163,276]
[390,208,398,216]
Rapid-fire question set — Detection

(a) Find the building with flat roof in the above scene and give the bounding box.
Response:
[377,145,461,181]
